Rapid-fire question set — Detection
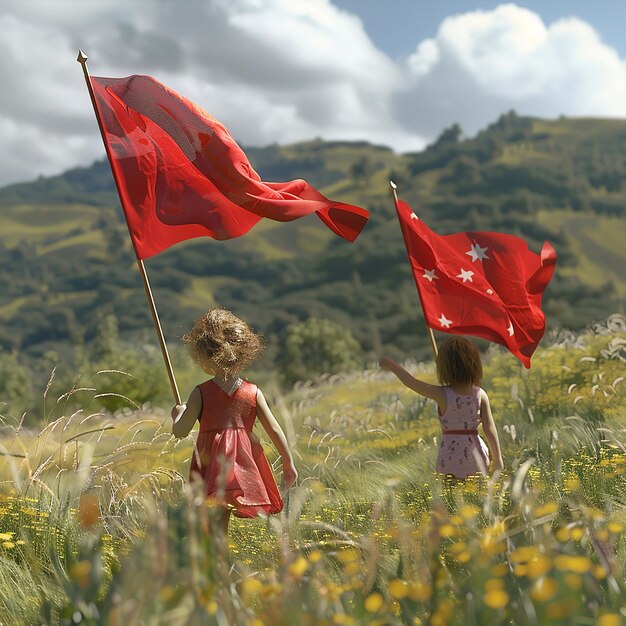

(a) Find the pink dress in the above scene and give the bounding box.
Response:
[436,386,490,479]
[190,379,283,518]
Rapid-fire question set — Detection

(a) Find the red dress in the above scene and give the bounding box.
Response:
[190,379,284,518]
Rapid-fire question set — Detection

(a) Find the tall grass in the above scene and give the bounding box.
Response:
[0,316,624,625]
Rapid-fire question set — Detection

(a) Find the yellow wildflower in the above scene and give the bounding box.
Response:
[570,527,585,541]
[69,560,92,588]
[530,577,557,602]
[289,556,309,578]
[484,579,504,592]
[336,548,359,564]
[343,561,360,577]
[554,555,592,574]
[533,502,558,518]
[456,550,471,563]
[459,504,479,520]
[261,582,282,598]
[448,541,465,553]
[555,527,570,542]
[408,581,431,602]
[439,524,456,538]
[308,550,322,563]
[564,574,582,590]
[490,563,508,577]
[436,599,454,619]
[388,579,408,599]
[484,589,509,609]
[563,476,580,491]
[526,556,551,579]
[241,578,262,596]
[510,545,540,563]
[364,593,384,613]
[481,535,506,556]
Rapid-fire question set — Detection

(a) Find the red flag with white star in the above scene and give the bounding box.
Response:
[395,199,556,367]
[90,74,369,259]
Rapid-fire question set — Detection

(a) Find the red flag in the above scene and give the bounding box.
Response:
[90,75,369,259]
[395,199,556,367]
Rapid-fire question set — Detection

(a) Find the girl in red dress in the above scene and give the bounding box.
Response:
[379,337,504,480]
[170,307,297,530]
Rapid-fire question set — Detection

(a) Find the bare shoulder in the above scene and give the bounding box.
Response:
[433,384,447,401]
[186,386,202,411]
[478,388,494,420]
[255,386,270,410]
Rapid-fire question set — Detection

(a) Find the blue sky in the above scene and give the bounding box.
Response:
[335,0,626,59]
[1,0,626,186]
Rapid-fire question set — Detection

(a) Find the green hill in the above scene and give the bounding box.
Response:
[0,112,624,377]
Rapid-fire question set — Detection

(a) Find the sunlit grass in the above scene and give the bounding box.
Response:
[0,316,624,624]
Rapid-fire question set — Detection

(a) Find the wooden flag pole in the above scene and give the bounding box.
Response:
[77,50,181,405]
[389,181,438,360]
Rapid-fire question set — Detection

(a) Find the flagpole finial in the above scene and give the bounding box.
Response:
[389,180,399,203]
[77,50,88,65]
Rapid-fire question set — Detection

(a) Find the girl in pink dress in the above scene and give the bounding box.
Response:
[379,337,504,479]
[170,307,297,530]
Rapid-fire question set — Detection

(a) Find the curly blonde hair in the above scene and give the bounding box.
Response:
[182,307,264,377]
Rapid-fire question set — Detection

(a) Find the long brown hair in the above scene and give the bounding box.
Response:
[436,337,483,387]
[182,307,264,377]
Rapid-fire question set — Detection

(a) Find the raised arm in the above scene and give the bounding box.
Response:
[256,389,298,489]
[379,356,446,412]
[479,389,504,472]
[171,386,202,439]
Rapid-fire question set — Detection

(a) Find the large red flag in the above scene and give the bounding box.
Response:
[396,200,556,367]
[90,75,369,259]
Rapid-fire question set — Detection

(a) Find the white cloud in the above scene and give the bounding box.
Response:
[1,1,626,187]
[396,3,626,137]
[0,0,415,186]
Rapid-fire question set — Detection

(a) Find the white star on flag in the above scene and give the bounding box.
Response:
[410,213,418,220]
[423,268,439,282]
[487,289,494,295]
[508,321,514,336]
[438,313,453,328]
[466,243,489,262]
[456,268,474,283]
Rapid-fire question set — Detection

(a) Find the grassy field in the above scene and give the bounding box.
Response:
[536,209,626,297]
[0,316,624,625]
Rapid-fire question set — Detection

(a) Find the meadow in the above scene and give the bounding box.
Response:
[0,315,624,625]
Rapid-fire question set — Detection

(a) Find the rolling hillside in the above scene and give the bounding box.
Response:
[0,111,624,379]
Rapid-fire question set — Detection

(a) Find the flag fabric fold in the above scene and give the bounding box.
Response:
[395,199,556,367]
[90,74,369,259]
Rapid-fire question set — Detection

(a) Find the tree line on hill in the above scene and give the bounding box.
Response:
[0,111,624,416]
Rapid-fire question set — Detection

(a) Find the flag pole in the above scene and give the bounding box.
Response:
[77,50,181,405]
[389,181,438,360]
